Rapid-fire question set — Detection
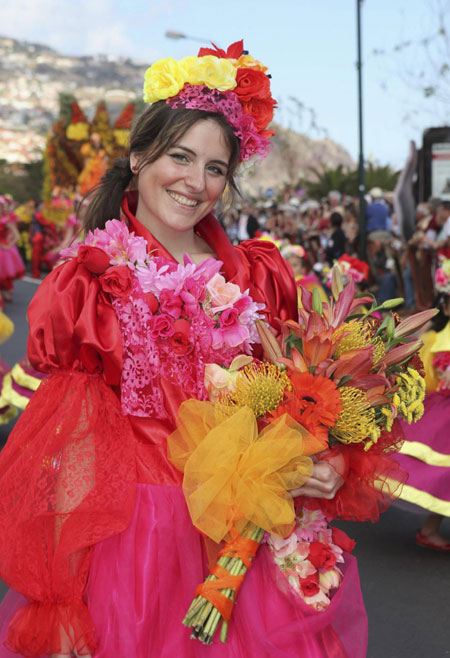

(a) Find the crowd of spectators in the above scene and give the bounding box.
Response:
[220,188,450,312]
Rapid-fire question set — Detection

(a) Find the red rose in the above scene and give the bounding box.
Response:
[150,314,174,340]
[171,332,193,355]
[234,68,271,101]
[331,527,356,554]
[170,318,192,354]
[299,573,320,597]
[308,542,337,570]
[78,245,110,274]
[172,318,191,338]
[99,265,132,297]
[242,97,277,131]
[144,292,159,313]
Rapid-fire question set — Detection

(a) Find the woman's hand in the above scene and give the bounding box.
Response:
[290,460,344,499]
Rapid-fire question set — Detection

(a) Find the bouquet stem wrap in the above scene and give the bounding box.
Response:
[167,400,324,642]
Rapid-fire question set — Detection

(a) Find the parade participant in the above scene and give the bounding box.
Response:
[394,259,450,550]
[0,42,376,658]
[0,195,25,302]
[0,300,17,425]
[280,242,328,307]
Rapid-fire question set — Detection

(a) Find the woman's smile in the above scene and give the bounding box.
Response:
[166,190,201,208]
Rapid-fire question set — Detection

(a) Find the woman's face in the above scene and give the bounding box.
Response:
[131,119,231,235]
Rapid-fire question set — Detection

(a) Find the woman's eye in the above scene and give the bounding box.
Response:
[170,153,189,163]
[207,165,225,176]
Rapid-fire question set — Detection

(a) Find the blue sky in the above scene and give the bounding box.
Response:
[2,0,448,168]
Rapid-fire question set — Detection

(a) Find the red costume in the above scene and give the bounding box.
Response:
[0,195,369,658]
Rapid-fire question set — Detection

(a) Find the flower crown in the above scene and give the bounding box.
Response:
[435,257,450,293]
[143,40,276,163]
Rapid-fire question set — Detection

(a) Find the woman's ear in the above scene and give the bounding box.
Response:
[130,153,140,174]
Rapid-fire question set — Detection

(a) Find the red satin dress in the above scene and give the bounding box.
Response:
[0,193,367,658]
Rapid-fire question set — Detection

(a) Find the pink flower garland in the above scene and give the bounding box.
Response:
[62,220,265,418]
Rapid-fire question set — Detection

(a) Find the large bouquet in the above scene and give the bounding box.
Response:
[167,266,435,644]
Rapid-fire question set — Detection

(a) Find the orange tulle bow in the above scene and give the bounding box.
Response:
[167,400,324,543]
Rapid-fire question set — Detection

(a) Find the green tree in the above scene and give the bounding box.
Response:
[58,92,78,126]
[306,165,356,198]
[365,163,400,191]
[305,163,399,199]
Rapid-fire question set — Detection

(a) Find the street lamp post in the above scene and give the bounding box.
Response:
[356,0,366,261]
[165,30,213,45]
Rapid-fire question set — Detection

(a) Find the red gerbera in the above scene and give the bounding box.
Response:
[270,372,342,448]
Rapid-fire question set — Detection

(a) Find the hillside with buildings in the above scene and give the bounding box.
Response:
[0,35,355,193]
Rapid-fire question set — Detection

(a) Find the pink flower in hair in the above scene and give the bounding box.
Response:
[435,267,448,289]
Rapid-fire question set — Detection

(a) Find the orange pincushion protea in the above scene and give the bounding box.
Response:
[269,372,342,447]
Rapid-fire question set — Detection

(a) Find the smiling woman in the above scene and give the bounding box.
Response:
[130,120,231,262]
[0,41,367,658]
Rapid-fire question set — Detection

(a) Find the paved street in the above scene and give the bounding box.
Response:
[0,278,449,658]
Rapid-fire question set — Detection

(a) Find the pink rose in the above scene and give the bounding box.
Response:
[219,307,240,329]
[212,308,249,349]
[159,289,183,319]
[99,265,132,297]
[150,314,174,340]
[207,273,242,312]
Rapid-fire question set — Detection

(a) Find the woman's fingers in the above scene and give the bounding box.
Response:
[290,462,344,499]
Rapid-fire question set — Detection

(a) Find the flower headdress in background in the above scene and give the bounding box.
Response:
[435,257,450,294]
[280,243,306,261]
[334,254,369,284]
[142,39,276,163]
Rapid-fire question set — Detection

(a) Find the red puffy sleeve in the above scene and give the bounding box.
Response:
[233,239,298,326]
[28,257,122,384]
[0,259,136,656]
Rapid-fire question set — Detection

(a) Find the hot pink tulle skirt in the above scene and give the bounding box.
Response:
[0,246,24,282]
[0,484,368,658]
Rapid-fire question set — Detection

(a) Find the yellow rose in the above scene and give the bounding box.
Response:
[235,54,268,73]
[183,55,236,91]
[179,56,203,82]
[442,258,450,277]
[143,57,186,103]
